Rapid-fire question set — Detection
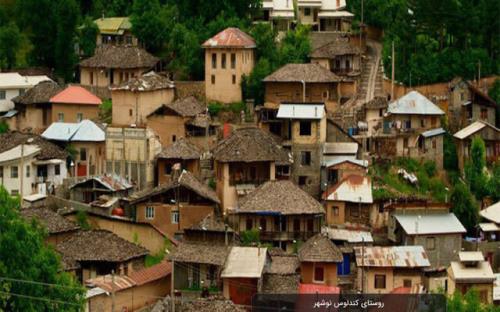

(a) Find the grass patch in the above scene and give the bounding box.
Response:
[144,237,172,267]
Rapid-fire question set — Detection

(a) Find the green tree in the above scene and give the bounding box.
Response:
[166,24,201,80]
[79,16,98,57]
[278,25,311,65]
[444,133,459,171]
[488,78,500,127]
[0,186,85,311]
[0,23,23,69]
[54,0,79,81]
[0,120,9,134]
[465,137,488,200]
[450,182,478,235]
[242,58,272,104]
[487,162,500,202]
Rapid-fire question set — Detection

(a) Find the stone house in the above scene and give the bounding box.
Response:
[110,72,175,126]
[298,233,343,287]
[123,170,220,238]
[355,246,430,294]
[447,252,496,304]
[227,180,324,252]
[10,81,62,133]
[80,45,159,96]
[212,127,290,212]
[263,63,341,113]
[183,213,237,245]
[49,85,102,123]
[156,138,201,185]
[477,201,500,272]
[261,249,300,294]
[202,27,255,103]
[56,230,149,282]
[20,208,80,245]
[42,120,106,177]
[93,17,138,47]
[297,0,353,32]
[453,120,500,171]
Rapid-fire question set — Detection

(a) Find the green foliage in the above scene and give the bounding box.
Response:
[208,178,216,190]
[488,79,500,127]
[78,16,98,57]
[0,121,9,134]
[444,133,459,171]
[447,287,499,312]
[208,101,246,117]
[99,99,112,123]
[0,22,23,69]
[75,209,90,230]
[465,137,489,200]
[450,182,478,235]
[487,162,500,202]
[54,0,79,81]
[423,160,436,177]
[240,229,260,246]
[0,185,85,311]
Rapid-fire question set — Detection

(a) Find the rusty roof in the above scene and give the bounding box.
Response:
[128,260,171,285]
[202,27,256,49]
[86,274,135,292]
[70,174,133,192]
[354,246,430,268]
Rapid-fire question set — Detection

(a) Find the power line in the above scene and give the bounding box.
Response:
[0,291,81,307]
[0,276,82,290]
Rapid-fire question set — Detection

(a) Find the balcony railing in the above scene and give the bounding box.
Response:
[259,231,318,241]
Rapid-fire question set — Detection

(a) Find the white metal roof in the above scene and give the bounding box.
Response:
[325,175,372,203]
[0,144,40,164]
[388,91,445,115]
[42,120,105,142]
[480,201,500,224]
[323,142,358,155]
[23,193,47,202]
[322,226,373,243]
[420,127,446,138]
[394,213,466,235]
[277,104,325,120]
[25,75,52,86]
[322,156,368,168]
[318,11,354,17]
[454,120,499,140]
[459,251,484,262]
[479,222,500,232]
[221,247,267,278]
[0,73,51,89]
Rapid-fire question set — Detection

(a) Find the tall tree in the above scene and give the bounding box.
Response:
[0,22,22,69]
[465,137,489,200]
[79,16,99,57]
[0,186,85,311]
[54,0,79,81]
[450,182,478,235]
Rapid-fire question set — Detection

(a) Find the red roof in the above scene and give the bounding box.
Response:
[390,287,412,294]
[50,85,102,105]
[129,261,172,286]
[298,283,340,294]
[202,27,256,49]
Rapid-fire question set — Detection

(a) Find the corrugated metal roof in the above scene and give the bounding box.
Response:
[480,201,500,224]
[86,274,136,292]
[323,142,358,155]
[42,120,105,142]
[324,175,373,203]
[0,73,50,88]
[129,261,171,286]
[2,110,18,118]
[354,246,430,268]
[0,144,40,163]
[70,174,133,192]
[94,17,131,35]
[420,127,446,138]
[454,121,487,140]
[459,251,484,262]
[322,226,373,243]
[221,247,267,278]
[388,91,444,115]
[479,222,499,232]
[85,287,107,299]
[277,104,325,120]
[394,213,466,235]
[322,156,368,168]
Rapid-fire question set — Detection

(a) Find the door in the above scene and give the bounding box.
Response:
[77,164,87,177]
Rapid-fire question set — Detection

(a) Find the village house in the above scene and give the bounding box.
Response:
[298,233,343,287]
[213,127,289,212]
[476,201,500,272]
[110,71,175,126]
[358,97,388,151]
[147,96,215,147]
[0,72,51,115]
[449,78,497,130]
[42,119,106,177]
[123,170,220,237]
[19,208,80,245]
[85,261,171,312]
[221,246,269,306]
[261,0,294,32]
[80,45,159,96]
[263,63,341,112]
[453,120,500,171]
[227,180,324,251]
[56,229,149,282]
[311,38,361,76]
[297,0,353,32]
[202,27,255,103]
[93,16,138,46]
[447,251,496,304]
[371,91,446,168]
[323,175,373,226]
[156,138,201,185]
[49,85,102,123]
[261,249,300,294]
[9,80,62,133]
[69,174,133,204]
[105,126,162,190]
[355,246,431,294]
[183,213,237,244]
[0,132,67,196]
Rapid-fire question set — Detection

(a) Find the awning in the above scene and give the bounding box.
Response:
[318,11,355,18]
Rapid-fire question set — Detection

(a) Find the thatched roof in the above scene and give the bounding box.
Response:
[56,230,149,263]
[169,241,230,266]
[12,81,62,105]
[187,114,212,128]
[262,274,300,294]
[20,208,80,234]
[263,63,341,83]
[0,132,67,160]
[80,45,159,69]
[235,180,324,215]
[157,138,201,160]
[213,127,289,163]
[364,96,388,109]
[298,233,342,263]
[110,72,174,91]
[310,41,361,58]
[266,254,299,275]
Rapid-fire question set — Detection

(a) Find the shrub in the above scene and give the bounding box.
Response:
[423,161,437,177]
[208,101,224,116]
[240,229,260,246]
[75,210,90,230]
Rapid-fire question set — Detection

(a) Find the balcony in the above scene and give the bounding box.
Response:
[259,231,318,242]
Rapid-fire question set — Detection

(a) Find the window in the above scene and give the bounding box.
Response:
[403,138,409,148]
[211,53,217,69]
[300,151,311,166]
[80,148,87,161]
[19,89,25,96]
[403,279,412,288]
[231,53,236,68]
[171,210,179,224]
[232,75,236,84]
[246,218,253,230]
[145,206,155,219]
[379,108,384,117]
[211,75,215,84]
[420,118,425,128]
[164,163,172,175]
[332,206,339,216]
[119,72,124,82]
[322,91,328,99]
[125,35,132,44]
[221,53,226,69]
[304,8,311,16]
[129,109,133,117]
[55,164,60,175]
[432,138,437,149]
[26,165,30,178]
[0,91,5,100]
[299,121,312,136]
[480,108,488,119]
[0,166,3,178]
[314,265,324,282]
[328,169,338,184]
[276,165,290,177]
[11,190,19,196]
[172,135,176,142]
[259,218,267,231]
[426,237,436,250]
[89,71,94,85]
[58,113,64,122]
[11,166,18,178]
[76,113,83,122]
[298,176,307,186]
[374,274,386,289]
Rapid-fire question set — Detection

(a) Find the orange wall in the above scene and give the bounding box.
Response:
[300,262,338,287]
[51,103,100,123]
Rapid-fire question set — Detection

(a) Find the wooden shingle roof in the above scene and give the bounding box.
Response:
[12,81,62,105]
[80,45,159,69]
[298,233,343,263]
[20,208,80,234]
[157,138,201,160]
[264,63,341,83]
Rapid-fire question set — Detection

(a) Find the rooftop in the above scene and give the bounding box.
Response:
[0,132,67,161]
[20,208,80,234]
[110,71,174,92]
[157,138,201,160]
[264,63,341,83]
[323,175,373,204]
[322,226,374,243]
[262,274,300,294]
[323,156,368,168]
[298,233,343,263]
[388,91,445,115]
[354,246,430,268]
[221,246,268,278]
[310,40,361,58]
[42,120,105,142]
[94,17,131,35]
[449,259,495,283]
[149,96,206,118]
[459,251,484,262]
[266,254,300,275]
[202,27,256,49]
[12,80,62,105]
[393,213,466,235]
[0,72,51,89]
[454,120,499,140]
[80,45,159,69]
[169,242,230,266]
[480,201,500,224]
[235,180,325,215]
[323,142,359,155]
[70,174,133,192]
[420,127,446,138]
[277,104,325,120]
[49,85,102,105]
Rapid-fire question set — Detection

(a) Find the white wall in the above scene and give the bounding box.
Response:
[0,88,26,112]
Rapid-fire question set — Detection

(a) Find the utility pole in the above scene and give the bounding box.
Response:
[391,41,395,101]
[171,260,175,312]
[361,237,365,293]
[478,60,481,87]
[111,270,116,312]
[359,0,364,51]
[20,143,24,199]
